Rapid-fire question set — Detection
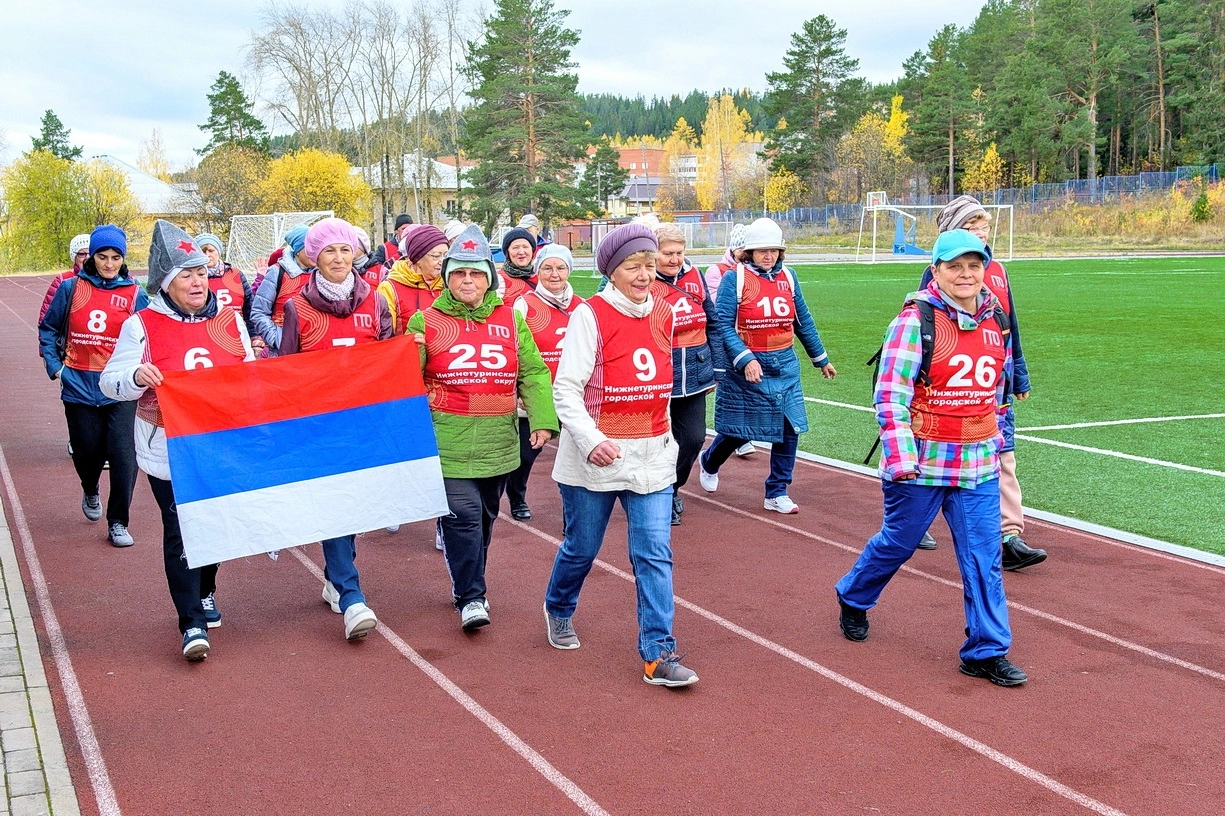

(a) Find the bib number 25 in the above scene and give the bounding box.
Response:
[449,343,508,370]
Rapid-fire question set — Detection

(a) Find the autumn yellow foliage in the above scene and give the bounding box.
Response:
[258,149,370,222]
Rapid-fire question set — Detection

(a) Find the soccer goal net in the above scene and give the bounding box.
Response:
[854,193,1013,263]
[227,211,334,278]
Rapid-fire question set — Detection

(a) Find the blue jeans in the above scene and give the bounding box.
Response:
[702,418,800,498]
[834,477,1011,662]
[545,484,678,661]
[322,534,365,612]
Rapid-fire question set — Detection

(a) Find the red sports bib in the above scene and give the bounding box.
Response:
[519,290,583,379]
[208,267,246,315]
[736,270,795,352]
[422,306,520,416]
[982,259,1012,318]
[64,279,137,372]
[583,296,674,439]
[499,273,535,305]
[136,309,247,427]
[650,266,708,349]
[272,271,310,327]
[389,280,443,335]
[911,309,1007,443]
[290,291,382,352]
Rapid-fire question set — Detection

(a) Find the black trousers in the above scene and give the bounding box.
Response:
[148,476,218,634]
[504,417,542,507]
[63,401,138,526]
[439,475,508,608]
[670,392,709,489]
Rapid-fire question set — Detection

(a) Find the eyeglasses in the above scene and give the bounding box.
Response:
[75,250,89,257]
[424,251,447,262]
[448,269,487,279]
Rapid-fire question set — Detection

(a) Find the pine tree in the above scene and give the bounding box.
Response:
[461,0,588,230]
[30,110,83,161]
[198,71,270,156]
[908,25,975,194]
[762,15,865,202]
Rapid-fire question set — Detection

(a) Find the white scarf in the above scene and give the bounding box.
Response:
[535,281,574,310]
[315,271,356,302]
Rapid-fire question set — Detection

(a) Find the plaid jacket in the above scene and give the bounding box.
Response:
[874,282,1012,488]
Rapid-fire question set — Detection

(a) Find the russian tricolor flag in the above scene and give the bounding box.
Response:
[158,336,448,567]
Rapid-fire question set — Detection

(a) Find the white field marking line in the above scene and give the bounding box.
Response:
[1012,434,1225,478]
[1020,414,1225,431]
[286,549,611,816]
[782,450,1225,572]
[798,400,1225,477]
[507,517,1129,816]
[0,447,122,816]
[804,396,874,412]
[0,293,38,333]
[679,490,1225,685]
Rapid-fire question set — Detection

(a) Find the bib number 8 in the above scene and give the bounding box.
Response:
[947,354,997,388]
[87,310,108,333]
[632,348,656,381]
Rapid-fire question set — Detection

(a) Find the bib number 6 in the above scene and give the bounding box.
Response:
[184,347,213,369]
[947,354,997,388]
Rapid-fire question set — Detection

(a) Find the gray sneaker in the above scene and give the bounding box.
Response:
[543,603,580,650]
[460,600,490,631]
[82,493,103,522]
[644,652,698,687]
[108,523,134,548]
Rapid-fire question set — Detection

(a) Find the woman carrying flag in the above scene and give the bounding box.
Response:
[279,218,394,641]
[101,221,255,661]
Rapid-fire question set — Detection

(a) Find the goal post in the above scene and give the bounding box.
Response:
[226,211,334,278]
[855,195,1013,264]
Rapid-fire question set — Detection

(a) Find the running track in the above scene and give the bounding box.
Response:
[2,274,1222,815]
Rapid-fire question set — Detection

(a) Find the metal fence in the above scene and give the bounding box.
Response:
[725,163,1221,227]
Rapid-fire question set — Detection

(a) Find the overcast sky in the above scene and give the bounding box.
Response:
[0,0,986,170]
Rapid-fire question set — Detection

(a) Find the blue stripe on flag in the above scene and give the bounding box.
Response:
[167,395,439,504]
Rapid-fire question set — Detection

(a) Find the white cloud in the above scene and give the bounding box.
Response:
[0,0,986,167]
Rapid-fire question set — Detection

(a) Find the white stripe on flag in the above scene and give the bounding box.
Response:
[177,457,449,567]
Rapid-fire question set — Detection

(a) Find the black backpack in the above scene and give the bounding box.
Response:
[862,300,1010,464]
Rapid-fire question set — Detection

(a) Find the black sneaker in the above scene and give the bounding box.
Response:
[670,492,682,526]
[511,502,531,521]
[915,531,938,550]
[838,596,869,642]
[959,655,1027,686]
[182,628,210,662]
[1002,535,1047,571]
[201,593,222,629]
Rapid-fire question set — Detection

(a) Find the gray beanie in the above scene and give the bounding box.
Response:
[148,220,208,293]
[936,195,988,234]
[442,224,495,279]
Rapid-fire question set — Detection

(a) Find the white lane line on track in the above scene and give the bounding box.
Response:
[508,518,1129,816]
[0,447,121,816]
[681,489,1225,685]
[1012,434,1225,478]
[287,549,611,816]
[1020,413,1225,431]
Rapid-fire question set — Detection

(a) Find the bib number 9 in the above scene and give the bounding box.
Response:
[632,348,656,381]
[947,354,998,388]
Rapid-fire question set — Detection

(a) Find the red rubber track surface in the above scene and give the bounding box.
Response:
[2,275,1222,816]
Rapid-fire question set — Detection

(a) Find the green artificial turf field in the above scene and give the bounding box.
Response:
[576,256,1225,552]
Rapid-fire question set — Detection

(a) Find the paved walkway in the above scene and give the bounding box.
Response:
[0,509,79,815]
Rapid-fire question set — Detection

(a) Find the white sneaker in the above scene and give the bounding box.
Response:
[734,442,756,457]
[343,603,378,640]
[698,455,719,493]
[435,526,444,551]
[764,495,799,514]
[460,600,491,631]
[322,580,342,613]
[385,524,400,533]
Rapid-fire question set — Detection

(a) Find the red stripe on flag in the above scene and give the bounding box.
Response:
[159,335,425,438]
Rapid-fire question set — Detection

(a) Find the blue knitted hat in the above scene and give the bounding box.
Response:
[89,224,127,257]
